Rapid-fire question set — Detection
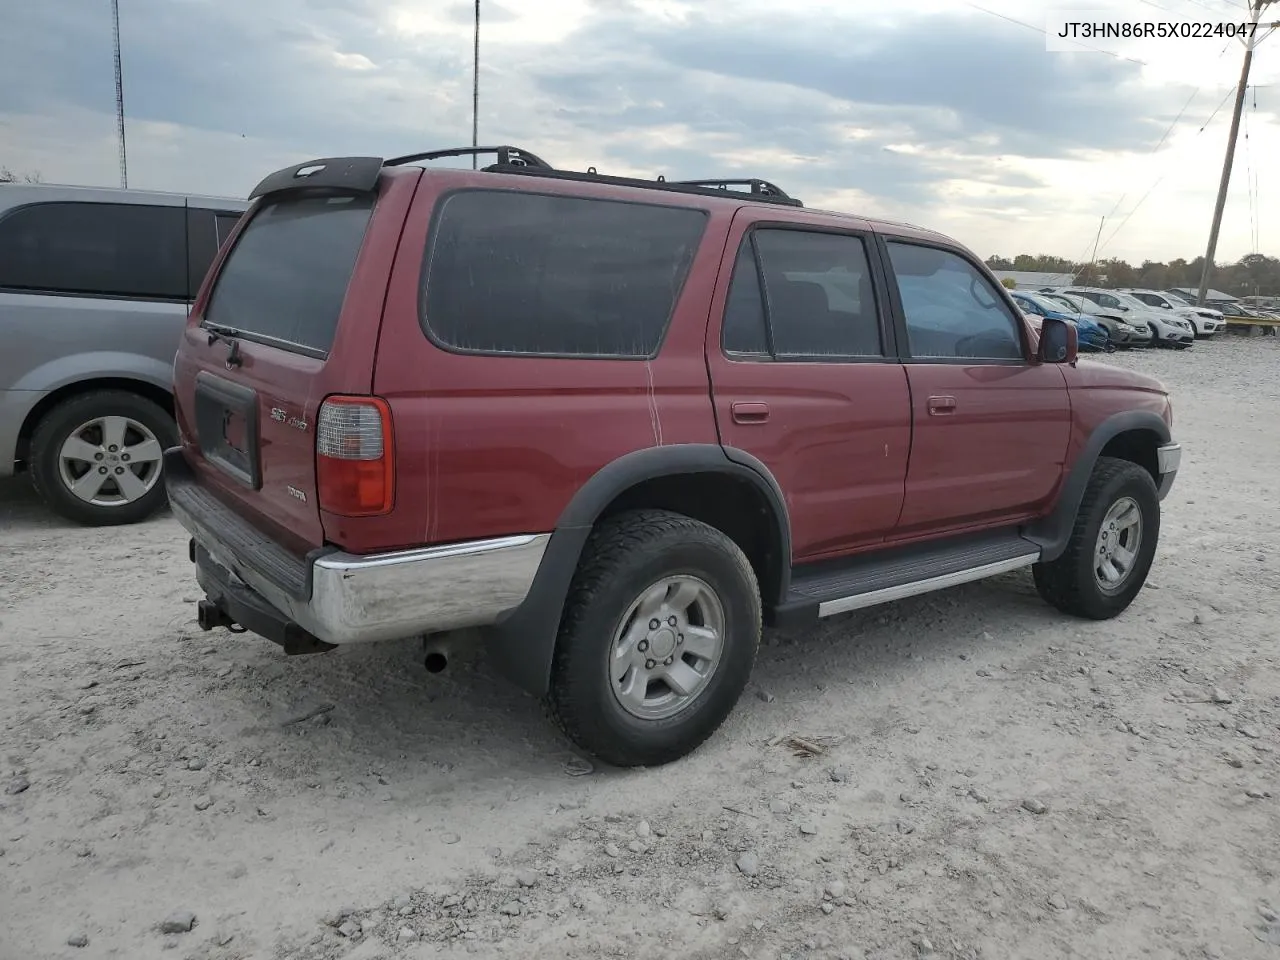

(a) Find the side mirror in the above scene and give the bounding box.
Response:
[1038,316,1077,364]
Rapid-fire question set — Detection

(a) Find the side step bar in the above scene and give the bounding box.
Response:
[772,529,1041,627]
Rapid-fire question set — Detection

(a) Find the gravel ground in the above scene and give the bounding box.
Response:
[2,336,1280,960]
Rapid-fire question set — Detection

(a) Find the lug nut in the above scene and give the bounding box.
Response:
[645,659,656,670]
[668,616,678,626]
[98,466,108,474]
[677,634,684,644]
[94,452,104,461]
[108,444,118,452]
[664,657,674,666]
[121,453,131,461]
[115,467,125,475]
[649,619,660,630]
[638,640,649,652]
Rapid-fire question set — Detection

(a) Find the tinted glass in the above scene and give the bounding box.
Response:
[0,201,186,299]
[887,242,1023,360]
[754,229,882,358]
[721,240,769,355]
[205,194,374,354]
[214,213,241,246]
[423,190,707,357]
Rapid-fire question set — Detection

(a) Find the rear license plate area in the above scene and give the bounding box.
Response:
[194,371,261,489]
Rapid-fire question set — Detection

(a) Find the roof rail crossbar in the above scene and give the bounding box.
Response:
[673,178,799,203]
[384,145,553,169]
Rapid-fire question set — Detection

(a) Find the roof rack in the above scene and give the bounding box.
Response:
[671,178,799,203]
[488,165,804,207]
[384,145,553,169]
[247,145,803,208]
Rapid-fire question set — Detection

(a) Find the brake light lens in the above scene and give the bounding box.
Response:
[316,396,394,516]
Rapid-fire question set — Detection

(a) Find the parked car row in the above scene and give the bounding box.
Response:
[1015,286,1205,351]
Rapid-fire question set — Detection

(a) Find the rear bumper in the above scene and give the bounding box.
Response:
[1156,441,1181,500]
[165,448,550,645]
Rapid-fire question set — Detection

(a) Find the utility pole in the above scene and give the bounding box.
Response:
[1195,0,1275,306]
[471,0,480,169]
[111,0,128,188]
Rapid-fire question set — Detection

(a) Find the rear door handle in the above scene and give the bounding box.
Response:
[731,401,770,424]
[927,395,957,416]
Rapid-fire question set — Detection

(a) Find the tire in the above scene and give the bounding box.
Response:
[548,509,762,768]
[30,390,177,526]
[1033,457,1160,620]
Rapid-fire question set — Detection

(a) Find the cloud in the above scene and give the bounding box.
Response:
[0,0,1275,261]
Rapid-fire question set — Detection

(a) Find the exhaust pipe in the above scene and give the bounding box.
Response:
[423,636,449,674]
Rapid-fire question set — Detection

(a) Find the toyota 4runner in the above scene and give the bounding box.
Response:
[167,146,1181,767]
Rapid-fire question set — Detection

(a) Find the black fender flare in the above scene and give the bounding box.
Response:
[1025,410,1171,562]
[483,444,791,697]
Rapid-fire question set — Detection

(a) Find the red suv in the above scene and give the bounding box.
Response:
[167,146,1181,767]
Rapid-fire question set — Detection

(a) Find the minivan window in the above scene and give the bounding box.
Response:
[422,190,707,358]
[204,194,374,355]
[0,201,186,300]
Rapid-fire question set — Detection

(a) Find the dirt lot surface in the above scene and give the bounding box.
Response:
[3,337,1280,960]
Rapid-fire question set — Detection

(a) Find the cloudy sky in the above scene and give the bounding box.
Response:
[2,0,1277,263]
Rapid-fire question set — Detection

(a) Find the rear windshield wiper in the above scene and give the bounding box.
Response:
[203,322,244,368]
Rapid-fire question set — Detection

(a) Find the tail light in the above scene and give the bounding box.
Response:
[316,396,395,516]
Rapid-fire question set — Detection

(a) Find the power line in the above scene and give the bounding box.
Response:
[962,2,1150,65]
[1096,84,1238,254]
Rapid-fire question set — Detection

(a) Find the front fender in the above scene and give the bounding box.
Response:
[1025,410,1171,561]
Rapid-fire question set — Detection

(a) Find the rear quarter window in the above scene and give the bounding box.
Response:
[204,193,374,355]
[420,190,708,358]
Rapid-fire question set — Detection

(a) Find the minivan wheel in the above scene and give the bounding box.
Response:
[548,509,761,768]
[30,390,177,526]
[1032,457,1160,620]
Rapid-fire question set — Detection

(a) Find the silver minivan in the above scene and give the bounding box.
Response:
[0,184,247,525]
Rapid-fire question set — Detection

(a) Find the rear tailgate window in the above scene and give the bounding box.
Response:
[206,194,374,355]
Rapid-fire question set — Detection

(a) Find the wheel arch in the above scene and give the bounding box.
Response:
[484,444,792,697]
[1026,410,1170,563]
[16,378,175,468]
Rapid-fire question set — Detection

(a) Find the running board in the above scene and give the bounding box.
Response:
[772,530,1041,626]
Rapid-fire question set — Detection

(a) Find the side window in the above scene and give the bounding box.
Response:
[187,208,243,298]
[214,212,241,246]
[886,242,1024,361]
[721,241,770,356]
[422,191,707,358]
[1097,293,1121,309]
[0,201,186,299]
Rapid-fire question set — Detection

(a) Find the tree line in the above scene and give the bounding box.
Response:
[984,251,1280,298]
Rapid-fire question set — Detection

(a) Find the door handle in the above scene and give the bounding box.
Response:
[927,395,957,416]
[731,401,770,424]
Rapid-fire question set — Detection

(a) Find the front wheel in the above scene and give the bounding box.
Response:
[29,390,176,526]
[1033,457,1160,620]
[548,509,761,767]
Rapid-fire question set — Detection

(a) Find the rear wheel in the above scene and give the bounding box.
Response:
[548,509,761,767]
[1033,457,1160,620]
[30,390,176,526]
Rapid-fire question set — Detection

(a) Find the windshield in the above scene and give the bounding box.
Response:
[1044,292,1084,311]
[1114,292,1149,311]
[1020,292,1061,314]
